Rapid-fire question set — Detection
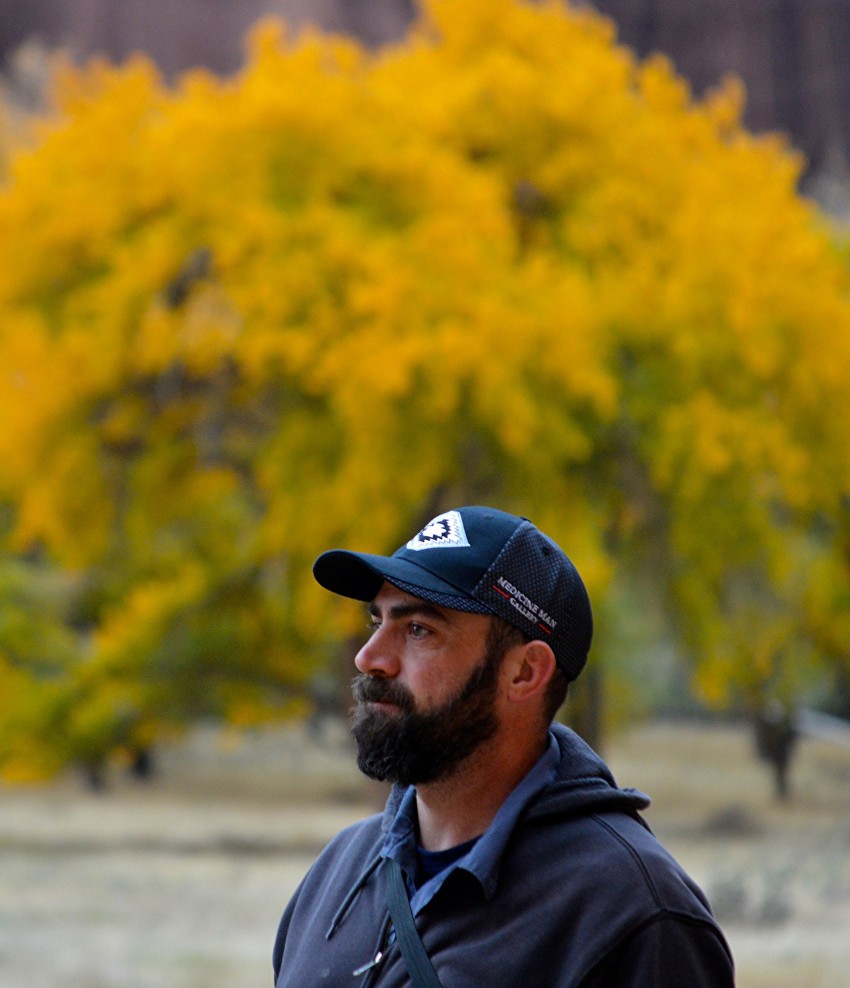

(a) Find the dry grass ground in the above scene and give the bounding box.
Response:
[608,721,850,988]
[1,718,848,987]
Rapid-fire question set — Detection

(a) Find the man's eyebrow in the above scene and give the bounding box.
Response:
[367,600,451,624]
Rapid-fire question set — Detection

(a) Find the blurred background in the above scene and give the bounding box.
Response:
[1,1,850,985]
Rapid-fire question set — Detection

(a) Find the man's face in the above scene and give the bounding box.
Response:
[350,585,504,786]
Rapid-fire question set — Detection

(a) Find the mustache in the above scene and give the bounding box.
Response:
[351,674,415,713]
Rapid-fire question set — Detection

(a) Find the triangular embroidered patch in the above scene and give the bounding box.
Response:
[406,510,470,550]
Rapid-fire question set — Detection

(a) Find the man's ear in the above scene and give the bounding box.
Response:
[505,639,557,704]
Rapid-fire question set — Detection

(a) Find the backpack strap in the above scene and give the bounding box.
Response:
[384,857,444,988]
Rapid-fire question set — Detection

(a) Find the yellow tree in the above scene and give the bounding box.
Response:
[1,0,849,779]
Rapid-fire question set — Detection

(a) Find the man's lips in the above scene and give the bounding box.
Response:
[361,697,403,714]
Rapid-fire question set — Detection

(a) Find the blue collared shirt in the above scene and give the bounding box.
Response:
[381,731,560,916]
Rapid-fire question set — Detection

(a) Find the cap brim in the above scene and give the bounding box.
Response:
[312,550,493,614]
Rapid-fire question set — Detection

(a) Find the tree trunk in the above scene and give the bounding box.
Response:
[564,666,605,753]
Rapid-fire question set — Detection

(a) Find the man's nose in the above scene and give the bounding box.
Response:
[354,626,400,678]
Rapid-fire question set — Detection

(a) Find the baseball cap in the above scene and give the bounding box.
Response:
[313,506,592,681]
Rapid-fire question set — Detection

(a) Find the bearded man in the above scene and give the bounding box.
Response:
[272,506,734,987]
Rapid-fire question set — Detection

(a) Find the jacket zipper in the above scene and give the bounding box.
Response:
[353,916,394,984]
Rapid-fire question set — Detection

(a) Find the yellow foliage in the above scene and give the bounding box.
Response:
[93,564,206,667]
[1,0,850,776]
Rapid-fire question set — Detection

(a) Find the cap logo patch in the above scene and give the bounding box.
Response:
[406,510,470,551]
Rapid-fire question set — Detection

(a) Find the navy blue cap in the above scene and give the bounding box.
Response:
[313,506,592,681]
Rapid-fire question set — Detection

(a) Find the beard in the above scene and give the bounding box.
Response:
[350,644,502,787]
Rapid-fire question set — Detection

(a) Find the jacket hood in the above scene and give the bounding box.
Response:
[526,722,650,822]
[381,722,650,832]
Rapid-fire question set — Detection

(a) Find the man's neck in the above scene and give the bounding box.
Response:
[413,733,548,851]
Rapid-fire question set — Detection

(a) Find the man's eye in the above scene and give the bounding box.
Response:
[409,623,429,638]
[366,619,381,634]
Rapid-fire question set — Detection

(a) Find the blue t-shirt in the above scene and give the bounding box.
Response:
[416,835,480,887]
